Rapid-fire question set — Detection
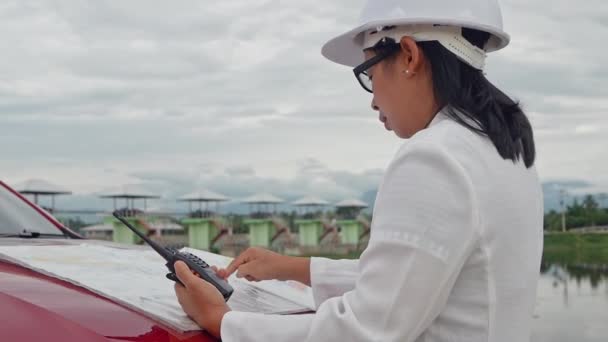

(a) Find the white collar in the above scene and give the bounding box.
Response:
[427,108,450,128]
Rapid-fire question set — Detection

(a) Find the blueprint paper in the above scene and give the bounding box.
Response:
[182,247,315,310]
[0,244,314,332]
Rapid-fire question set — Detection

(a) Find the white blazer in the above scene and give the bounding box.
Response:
[221,110,544,341]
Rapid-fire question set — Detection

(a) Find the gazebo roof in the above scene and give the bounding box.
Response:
[98,184,160,199]
[335,199,368,208]
[178,189,229,202]
[241,193,284,204]
[15,179,72,196]
[292,196,329,206]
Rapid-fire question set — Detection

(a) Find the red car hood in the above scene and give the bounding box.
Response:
[0,238,216,342]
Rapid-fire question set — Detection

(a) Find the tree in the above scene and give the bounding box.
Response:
[598,193,607,209]
[567,199,585,217]
[582,195,599,226]
[583,195,599,211]
[543,210,562,231]
[549,194,606,230]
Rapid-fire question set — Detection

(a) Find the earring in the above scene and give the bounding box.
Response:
[403,69,409,74]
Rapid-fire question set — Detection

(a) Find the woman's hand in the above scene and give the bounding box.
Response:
[174,261,230,338]
[217,247,311,286]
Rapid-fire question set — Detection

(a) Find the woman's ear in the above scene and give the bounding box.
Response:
[399,36,422,76]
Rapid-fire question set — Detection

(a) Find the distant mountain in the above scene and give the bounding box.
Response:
[541,180,604,212]
[359,180,605,214]
[37,180,606,225]
[361,189,378,211]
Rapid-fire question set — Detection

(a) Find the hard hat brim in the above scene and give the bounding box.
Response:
[321,18,510,68]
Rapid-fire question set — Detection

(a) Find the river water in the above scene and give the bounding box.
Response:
[532,264,608,341]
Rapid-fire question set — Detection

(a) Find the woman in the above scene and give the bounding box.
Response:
[174,0,544,341]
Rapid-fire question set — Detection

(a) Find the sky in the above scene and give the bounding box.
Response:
[1,0,607,213]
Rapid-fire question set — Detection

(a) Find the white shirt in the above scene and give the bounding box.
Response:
[221,110,544,341]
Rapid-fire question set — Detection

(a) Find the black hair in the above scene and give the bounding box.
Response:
[374,28,536,168]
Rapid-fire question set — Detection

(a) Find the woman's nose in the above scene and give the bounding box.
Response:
[371,98,379,111]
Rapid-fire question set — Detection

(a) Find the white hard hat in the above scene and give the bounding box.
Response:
[322,0,510,70]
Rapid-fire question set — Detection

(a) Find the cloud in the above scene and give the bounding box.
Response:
[1,0,607,203]
[28,158,382,222]
[126,157,382,201]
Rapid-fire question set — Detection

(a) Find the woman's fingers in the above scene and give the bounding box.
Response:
[174,261,200,289]
[217,268,229,279]
[235,261,259,281]
[211,265,230,279]
[223,258,242,277]
[224,248,256,277]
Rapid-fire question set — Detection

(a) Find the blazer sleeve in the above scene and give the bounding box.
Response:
[220,141,481,342]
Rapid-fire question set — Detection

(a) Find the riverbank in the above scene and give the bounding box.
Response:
[304,233,608,265]
[543,232,608,264]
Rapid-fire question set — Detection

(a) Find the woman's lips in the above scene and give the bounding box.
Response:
[379,113,392,131]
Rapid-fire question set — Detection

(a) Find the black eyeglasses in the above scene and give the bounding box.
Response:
[352,42,400,93]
